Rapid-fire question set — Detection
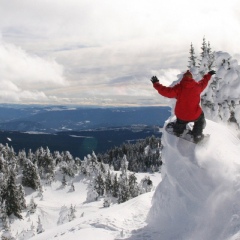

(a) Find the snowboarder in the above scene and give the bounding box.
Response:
[151,70,216,143]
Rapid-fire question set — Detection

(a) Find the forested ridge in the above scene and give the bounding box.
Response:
[0,134,162,228]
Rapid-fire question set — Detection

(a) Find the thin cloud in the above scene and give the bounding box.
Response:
[0,40,68,104]
[0,0,240,105]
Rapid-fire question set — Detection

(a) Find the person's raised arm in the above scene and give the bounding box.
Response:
[198,70,216,91]
[151,76,178,98]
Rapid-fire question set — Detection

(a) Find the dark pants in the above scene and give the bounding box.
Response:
[173,112,206,137]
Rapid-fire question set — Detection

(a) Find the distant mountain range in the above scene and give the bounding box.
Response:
[0,105,171,133]
[0,105,171,158]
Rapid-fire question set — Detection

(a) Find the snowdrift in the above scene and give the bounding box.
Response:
[147,118,240,240]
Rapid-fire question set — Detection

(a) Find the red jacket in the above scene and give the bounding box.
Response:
[153,74,212,121]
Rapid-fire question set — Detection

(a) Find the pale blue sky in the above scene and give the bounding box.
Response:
[0,0,239,106]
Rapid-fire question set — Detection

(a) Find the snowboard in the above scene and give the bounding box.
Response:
[165,122,210,144]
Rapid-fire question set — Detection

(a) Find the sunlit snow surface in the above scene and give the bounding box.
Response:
[147,119,240,240]
[9,173,161,240]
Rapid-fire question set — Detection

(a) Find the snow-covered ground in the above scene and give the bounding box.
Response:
[146,118,240,240]
[8,173,161,240]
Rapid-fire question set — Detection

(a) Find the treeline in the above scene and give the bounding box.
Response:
[97,135,162,172]
[85,153,155,207]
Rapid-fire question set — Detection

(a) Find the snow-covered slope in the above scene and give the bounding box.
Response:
[146,118,240,240]
[8,173,161,240]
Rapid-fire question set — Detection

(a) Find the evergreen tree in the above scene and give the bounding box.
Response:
[139,176,153,194]
[37,185,44,200]
[28,197,37,214]
[128,173,139,198]
[207,41,215,70]
[60,161,75,178]
[0,201,8,227]
[68,204,76,221]
[188,42,197,68]
[36,147,55,178]
[0,172,7,205]
[103,197,111,208]
[112,174,119,198]
[94,173,105,196]
[105,170,113,195]
[1,226,16,240]
[120,155,128,175]
[70,182,75,192]
[118,174,130,204]
[0,154,7,174]
[86,187,99,202]
[198,37,215,73]
[200,36,207,59]
[5,168,22,219]
[17,185,27,211]
[99,161,107,175]
[63,151,73,163]
[37,216,44,234]
[22,159,41,190]
[62,175,67,187]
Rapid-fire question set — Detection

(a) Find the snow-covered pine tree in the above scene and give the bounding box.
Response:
[60,161,74,178]
[54,151,63,166]
[94,173,105,197]
[22,159,41,190]
[36,147,55,179]
[62,151,79,177]
[198,37,215,75]
[118,174,130,204]
[28,197,37,214]
[37,216,44,234]
[99,161,107,175]
[86,187,99,202]
[200,51,240,126]
[5,168,22,219]
[105,170,113,195]
[112,173,119,198]
[70,181,75,192]
[120,155,128,174]
[17,149,27,168]
[81,154,97,177]
[139,176,153,194]
[1,227,15,240]
[0,172,7,205]
[188,42,197,68]
[17,185,27,211]
[57,205,69,225]
[206,41,215,70]
[37,185,44,200]
[68,204,76,221]
[103,197,111,208]
[0,154,7,174]
[128,173,139,198]
[198,36,208,75]
[200,36,207,59]
[88,152,99,175]
[62,175,67,187]
[80,156,88,175]
[0,201,8,227]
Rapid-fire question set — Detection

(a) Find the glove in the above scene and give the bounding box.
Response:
[208,70,216,75]
[151,76,159,84]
